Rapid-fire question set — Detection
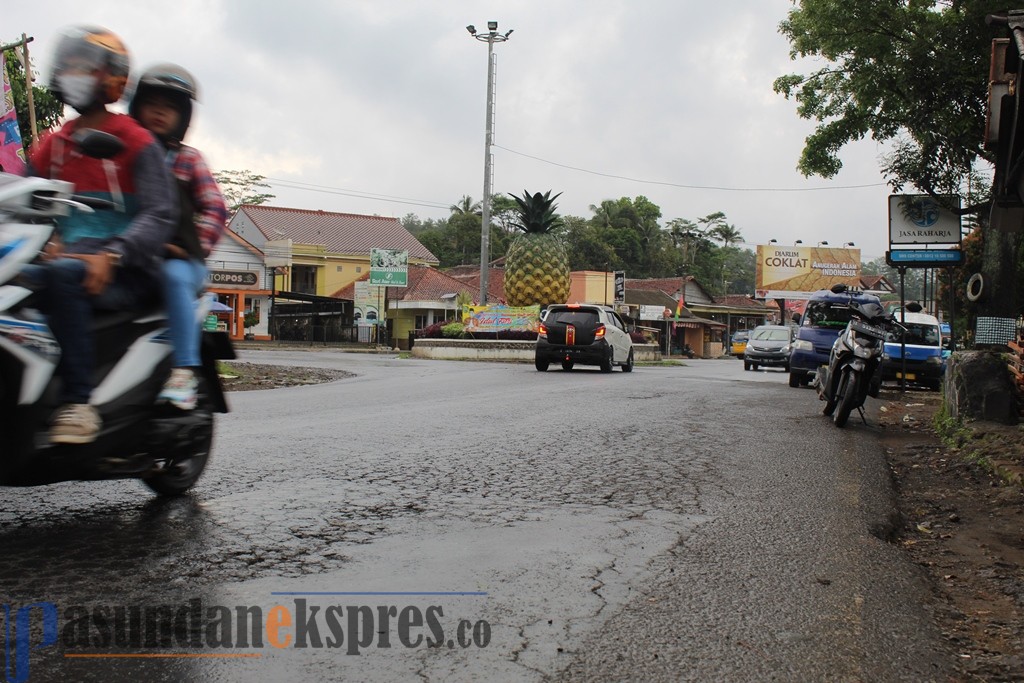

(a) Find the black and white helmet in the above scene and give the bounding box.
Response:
[128,63,199,142]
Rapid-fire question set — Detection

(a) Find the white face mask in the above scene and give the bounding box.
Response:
[56,74,99,110]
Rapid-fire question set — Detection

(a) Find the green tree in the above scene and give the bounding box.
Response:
[213,170,276,213]
[775,1,1021,323]
[773,1,1003,192]
[2,46,63,150]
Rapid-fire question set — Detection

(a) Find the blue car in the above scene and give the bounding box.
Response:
[788,288,883,388]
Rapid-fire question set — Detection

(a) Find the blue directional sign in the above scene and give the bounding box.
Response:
[886,249,963,266]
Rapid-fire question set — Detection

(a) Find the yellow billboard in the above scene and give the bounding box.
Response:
[755,245,861,299]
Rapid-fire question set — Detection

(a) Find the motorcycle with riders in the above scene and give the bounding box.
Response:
[0,130,233,495]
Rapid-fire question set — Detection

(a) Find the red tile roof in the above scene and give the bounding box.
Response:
[447,266,506,303]
[624,277,692,297]
[237,205,438,263]
[331,265,478,303]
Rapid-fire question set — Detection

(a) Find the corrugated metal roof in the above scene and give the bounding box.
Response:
[237,205,438,263]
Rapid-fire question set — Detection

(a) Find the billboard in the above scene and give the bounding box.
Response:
[755,244,861,299]
[888,195,961,245]
[370,248,408,286]
[462,305,540,332]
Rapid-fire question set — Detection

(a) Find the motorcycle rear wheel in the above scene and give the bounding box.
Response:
[833,371,859,427]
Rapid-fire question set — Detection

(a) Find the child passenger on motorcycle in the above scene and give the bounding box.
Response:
[27,25,176,445]
[128,64,227,410]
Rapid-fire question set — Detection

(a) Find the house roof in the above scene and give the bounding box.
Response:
[860,274,896,292]
[237,205,439,263]
[713,294,769,311]
[446,266,506,303]
[625,277,692,298]
[331,265,478,303]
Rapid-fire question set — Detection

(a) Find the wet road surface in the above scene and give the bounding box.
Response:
[0,354,950,681]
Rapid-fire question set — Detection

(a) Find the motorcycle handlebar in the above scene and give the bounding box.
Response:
[71,195,117,210]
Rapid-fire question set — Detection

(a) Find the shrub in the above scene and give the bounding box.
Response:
[417,320,455,338]
[442,322,467,338]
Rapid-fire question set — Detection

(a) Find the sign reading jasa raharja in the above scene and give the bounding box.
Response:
[888,194,961,245]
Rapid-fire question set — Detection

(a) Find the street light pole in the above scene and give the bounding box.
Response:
[467,21,512,304]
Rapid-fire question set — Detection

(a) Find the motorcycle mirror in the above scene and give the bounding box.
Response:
[830,283,848,294]
[905,301,923,313]
[71,129,124,160]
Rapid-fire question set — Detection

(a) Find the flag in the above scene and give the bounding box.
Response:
[674,296,684,321]
[0,53,27,176]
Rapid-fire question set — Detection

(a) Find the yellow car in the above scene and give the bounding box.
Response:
[731,331,749,356]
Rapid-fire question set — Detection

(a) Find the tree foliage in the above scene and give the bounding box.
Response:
[213,170,276,213]
[774,0,1006,196]
[406,194,755,297]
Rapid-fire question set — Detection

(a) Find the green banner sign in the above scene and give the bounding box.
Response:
[370,248,408,287]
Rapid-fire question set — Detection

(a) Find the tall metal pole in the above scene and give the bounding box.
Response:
[479,37,495,305]
[468,22,511,305]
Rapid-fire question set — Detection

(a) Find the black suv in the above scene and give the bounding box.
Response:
[536,304,634,372]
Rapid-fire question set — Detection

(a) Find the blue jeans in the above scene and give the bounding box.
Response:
[22,259,158,404]
[162,258,207,368]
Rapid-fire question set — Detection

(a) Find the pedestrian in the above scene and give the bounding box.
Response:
[27,25,176,444]
[128,63,227,410]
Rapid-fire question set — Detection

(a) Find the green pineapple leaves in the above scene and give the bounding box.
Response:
[509,190,563,235]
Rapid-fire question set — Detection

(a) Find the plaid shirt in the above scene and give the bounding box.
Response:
[169,144,227,256]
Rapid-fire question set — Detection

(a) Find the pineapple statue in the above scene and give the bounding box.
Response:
[504,190,571,307]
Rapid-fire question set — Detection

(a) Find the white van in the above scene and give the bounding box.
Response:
[881,311,944,390]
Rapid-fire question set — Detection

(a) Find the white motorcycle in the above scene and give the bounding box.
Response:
[0,130,233,495]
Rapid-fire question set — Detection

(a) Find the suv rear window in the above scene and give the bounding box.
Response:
[547,310,599,327]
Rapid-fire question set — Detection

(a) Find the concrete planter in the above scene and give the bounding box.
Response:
[411,339,661,363]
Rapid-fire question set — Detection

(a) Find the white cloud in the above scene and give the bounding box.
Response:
[8,1,906,262]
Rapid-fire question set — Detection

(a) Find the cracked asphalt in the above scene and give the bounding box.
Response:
[0,353,950,682]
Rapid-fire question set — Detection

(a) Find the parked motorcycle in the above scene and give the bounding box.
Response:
[815,284,902,427]
[0,130,234,495]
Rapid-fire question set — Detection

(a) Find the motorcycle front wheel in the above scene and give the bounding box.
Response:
[833,370,860,427]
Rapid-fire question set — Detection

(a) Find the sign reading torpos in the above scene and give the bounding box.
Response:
[209,270,258,287]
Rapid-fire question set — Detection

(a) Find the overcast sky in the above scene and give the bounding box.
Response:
[10,1,904,262]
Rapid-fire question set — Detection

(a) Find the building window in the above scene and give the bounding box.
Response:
[336,265,344,272]
[292,265,317,295]
[415,314,428,330]
[356,266,362,273]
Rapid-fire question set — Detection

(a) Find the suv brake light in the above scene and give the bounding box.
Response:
[594,324,606,339]
[538,323,548,337]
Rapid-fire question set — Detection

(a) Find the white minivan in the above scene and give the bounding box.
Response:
[881,310,944,390]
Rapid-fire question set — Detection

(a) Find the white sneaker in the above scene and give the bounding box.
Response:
[158,368,198,411]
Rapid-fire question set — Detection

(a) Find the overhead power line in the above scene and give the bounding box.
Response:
[493,144,887,192]
[264,178,451,210]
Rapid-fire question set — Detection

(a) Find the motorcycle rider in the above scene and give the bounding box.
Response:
[128,63,227,410]
[27,25,176,444]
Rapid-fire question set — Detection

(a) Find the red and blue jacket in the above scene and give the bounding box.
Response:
[29,113,175,269]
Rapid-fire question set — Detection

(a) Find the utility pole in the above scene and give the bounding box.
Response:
[467,21,512,304]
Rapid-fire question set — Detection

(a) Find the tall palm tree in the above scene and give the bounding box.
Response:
[450,195,481,216]
[711,223,744,247]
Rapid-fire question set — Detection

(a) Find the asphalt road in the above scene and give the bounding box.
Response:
[0,353,951,682]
